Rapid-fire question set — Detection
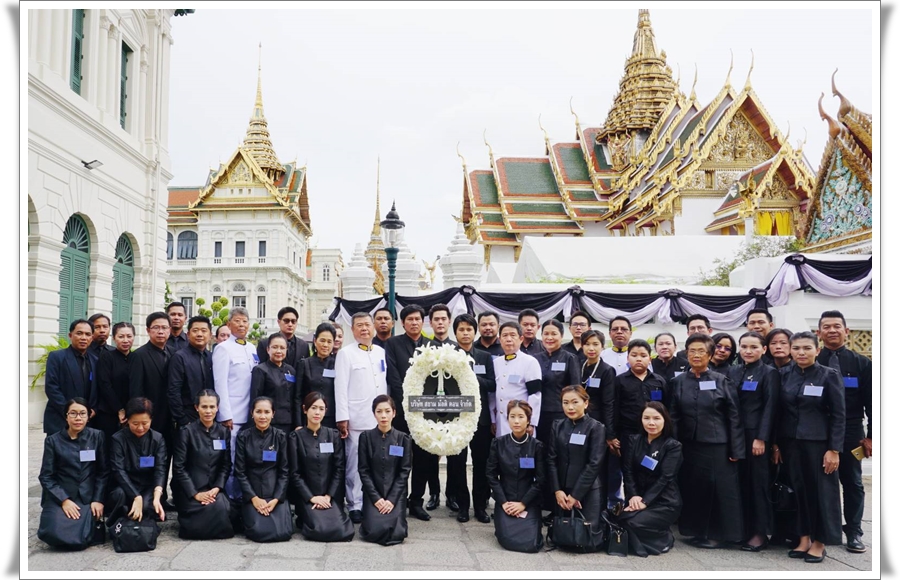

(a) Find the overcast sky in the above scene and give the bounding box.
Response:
[166,4,875,282]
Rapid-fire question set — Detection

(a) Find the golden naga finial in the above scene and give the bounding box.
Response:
[796,128,808,155]
[675,63,681,87]
[690,63,698,102]
[538,114,550,152]
[818,92,842,138]
[725,49,734,87]
[483,129,495,165]
[456,141,467,169]
[743,49,754,90]
[784,121,791,145]
[831,68,853,118]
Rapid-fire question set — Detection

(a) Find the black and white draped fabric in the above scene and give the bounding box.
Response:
[328,254,872,328]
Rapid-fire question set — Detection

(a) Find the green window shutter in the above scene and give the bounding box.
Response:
[71,253,89,321]
[58,252,73,336]
[111,266,121,323]
[70,9,84,95]
[112,262,134,324]
[120,44,131,128]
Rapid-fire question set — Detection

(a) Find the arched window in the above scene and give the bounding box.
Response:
[111,235,134,324]
[166,232,174,260]
[322,264,331,282]
[59,215,90,336]
[177,231,198,259]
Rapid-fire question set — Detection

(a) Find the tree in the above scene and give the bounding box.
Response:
[30,336,70,390]
[697,235,804,286]
[163,281,173,308]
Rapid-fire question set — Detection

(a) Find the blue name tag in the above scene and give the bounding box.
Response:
[803,385,824,397]
[389,445,404,457]
[213,439,226,450]
[519,457,535,469]
[473,364,486,375]
[844,376,859,388]
[285,373,296,383]
[699,380,717,391]
[674,371,684,377]
[323,368,336,378]
[139,456,155,468]
[551,362,566,372]
[319,442,334,454]
[252,353,260,363]
[650,390,663,401]
[569,433,586,446]
[88,372,92,381]
[262,450,277,462]
[641,455,658,471]
[742,381,758,392]
[380,360,386,372]
[587,377,601,388]
[79,449,95,462]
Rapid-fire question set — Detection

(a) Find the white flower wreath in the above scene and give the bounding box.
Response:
[402,343,481,456]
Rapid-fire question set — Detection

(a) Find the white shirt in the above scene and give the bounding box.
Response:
[334,342,388,430]
[601,348,630,376]
[489,352,542,437]
[212,335,259,423]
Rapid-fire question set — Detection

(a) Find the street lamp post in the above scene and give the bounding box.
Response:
[380,201,405,336]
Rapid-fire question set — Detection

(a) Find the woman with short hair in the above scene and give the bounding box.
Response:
[298,323,338,430]
[249,334,299,433]
[709,332,738,373]
[93,322,135,440]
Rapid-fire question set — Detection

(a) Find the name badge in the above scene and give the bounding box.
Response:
[389,445,404,457]
[323,368,336,378]
[519,457,535,469]
[641,455,658,471]
[650,390,663,401]
[699,380,717,391]
[742,381,759,392]
[674,371,684,378]
[285,374,296,383]
[88,372,93,381]
[213,439,226,450]
[139,456,155,468]
[319,442,334,454]
[587,377,601,388]
[473,364,486,375]
[803,385,824,397]
[79,449,96,462]
[843,376,859,388]
[508,375,522,384]
[262,450,277,462]
[379,360,386,373]
[569,433,586,446]
[551,362,566,372]
[252,353,260,363]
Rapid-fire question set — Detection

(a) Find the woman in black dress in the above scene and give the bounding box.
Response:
[249,334,298,433]
[668,333,744,549]
[772,331,845,563]
[234,396,292,542]
[547,385,607,551]
[578,331,616,441]
[650,332,688,383]
[298,323,338,430]
[288,391,354,542]
[486,399,545,553]
[92,322,135,441]
[731,332,780,552]
[535,319,580,442]
[107,397,167,523]
[619,401,683,557]
[766,328,794,371]
[709,332,737,374]
[38,398,109,549]
[358,395,412,546]
[171,389,235,539]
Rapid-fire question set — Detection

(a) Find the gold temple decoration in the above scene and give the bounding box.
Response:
[365,157,387,294]
[241,43,283,182]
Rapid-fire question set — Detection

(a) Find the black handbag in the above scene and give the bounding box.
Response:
[770,464,797,512]
[37,503,93,550]
[549,508,605,552]
[601,510,628,557]
[89,517,106,546]
[108,507,160,553]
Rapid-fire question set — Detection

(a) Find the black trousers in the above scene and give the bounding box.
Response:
[470,422,493,511]
[447,447,470,511]
[839,421,866,538]
[409,442,439,507]
[740,433,773,537]
[781,438,842,545]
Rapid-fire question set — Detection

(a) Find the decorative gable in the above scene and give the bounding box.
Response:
[807,148,871,244]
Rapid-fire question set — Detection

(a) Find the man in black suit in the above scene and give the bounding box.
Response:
[43,319,96,435]
[164,301,190,355]
[87,313,114,360]
[167,315,214,428]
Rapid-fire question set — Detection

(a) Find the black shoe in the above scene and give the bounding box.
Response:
[410,506,432,521]
[456,510,470,523]
[740,540,768,552]
[446,496,460,512]
[694,539,726,549]
[425,494,440,511]
[349,510,363,524]
[804,549,826,563]
[661,538,675,554]
[474,509,490,524]
[542,514,554,526]
[847,535,866,553]
[788,549,809,559]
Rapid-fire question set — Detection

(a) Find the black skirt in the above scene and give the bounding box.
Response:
[241,501,293,543]
[678,442,743,542]
[617,503,680,556]
[358,497,408,546]
[739,438,773,537]
[297,502,355,542]
[493,504,543,553]
[37,503,94,549]
[780,438,842,545]
[177,495,235,540]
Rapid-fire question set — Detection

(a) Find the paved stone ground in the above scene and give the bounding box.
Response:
[25,426,874,572]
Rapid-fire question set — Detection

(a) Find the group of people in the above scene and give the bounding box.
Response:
[38,300,872,561]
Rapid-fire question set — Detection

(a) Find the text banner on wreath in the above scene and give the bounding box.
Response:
[408,396,476,413]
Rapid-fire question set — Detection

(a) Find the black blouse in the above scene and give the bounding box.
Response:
[546,415,606,500]
[614,370,669,438]
[288,426,345,502]
[171,420,232,502]
[728,360,780,442]
[485,433,545,507]
[298,355,337,428]
[669,369,744,459]
[95,348,131,415]
[110,428,168,499]
[622,434,683,509]
[358,428,412,506]
[535,349,581,416]
[234,426,289,503]
[580,359,617,437]
[249,361,299,429]
[39,427,109,507]
[776,362,845,450]
[650,356,688,384]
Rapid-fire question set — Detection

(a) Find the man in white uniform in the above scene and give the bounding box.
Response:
[211,307,259,499]
[600,315,633,376]
[489,322,542,437]
[335,312,387,524]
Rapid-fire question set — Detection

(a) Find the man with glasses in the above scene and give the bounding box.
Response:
[165,302,190,354]
[562,310,591,363]
[43,319,96,435]
[257,306,311,369]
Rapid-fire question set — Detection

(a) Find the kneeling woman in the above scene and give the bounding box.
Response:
[358,395,412,546]
[107,397,167,523]
[486,400,545,553]
[547,386,607,551]
[38,398,109,549]
[619,402,683,557]
[171,389,235,539]
[288,391,354,542]
[234,397,292,542]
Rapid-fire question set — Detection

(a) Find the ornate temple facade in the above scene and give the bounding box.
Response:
[459,9,818,265]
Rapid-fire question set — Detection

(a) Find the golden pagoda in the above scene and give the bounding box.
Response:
[242,44,283,183]
[365,158,387,294]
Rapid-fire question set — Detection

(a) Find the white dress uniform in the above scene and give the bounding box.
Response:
[488,352,543,437]
[600,347,630,376]
[335,342,388,511]
[211,335,258,498]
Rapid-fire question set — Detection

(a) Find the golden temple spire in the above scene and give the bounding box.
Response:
[372,157,382,235]
[744,50,754,90]
[365,157,387,279]
[242,43,282,181]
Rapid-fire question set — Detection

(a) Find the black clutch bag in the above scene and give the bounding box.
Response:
[770,464,797,512]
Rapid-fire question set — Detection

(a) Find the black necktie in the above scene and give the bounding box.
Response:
[828,350,842,374]
[77,354,89,385]
[201,350,209,389]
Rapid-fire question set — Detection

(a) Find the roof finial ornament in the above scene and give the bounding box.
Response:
[456,141,467,169]
[725,49,734,87]
[690,63,698,102]
[831,68,853,118]
[744,49,754,90]
[784,121,791,144]
[675,63,681,87]
[797,128,808,154]
[818,92,842,138]
[483,129,495,166]
[539,114,551,155]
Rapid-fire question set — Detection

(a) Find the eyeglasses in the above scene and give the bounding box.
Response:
[149,326,170,332]
[280,318,298,324]
[570,322,589,328]
[687,349,709,356]
[67,411,88,418]
[715,344,733,352]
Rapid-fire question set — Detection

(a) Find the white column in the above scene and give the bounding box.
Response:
[96,16,109,111]
[35,10,51,66]
[50,9,66,75]
[159,30,172,153]
[28,234,67,425]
